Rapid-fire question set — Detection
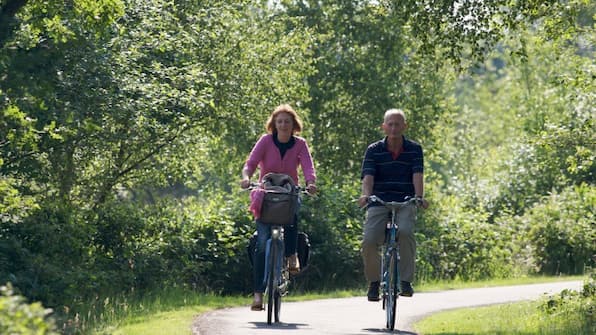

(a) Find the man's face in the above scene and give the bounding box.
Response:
[382,114,407,139]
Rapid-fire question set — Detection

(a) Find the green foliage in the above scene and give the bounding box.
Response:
[281,1,451,180]
[433,11,595,216]
[417,193,516,281]
[523,184,595,275]
[0,201,97,307]
[496,120,594,215]
[291,176,364,290]
[1,0,595,333]
[539,272,595,334]
[0,283,58,335]
[416,276,594,334]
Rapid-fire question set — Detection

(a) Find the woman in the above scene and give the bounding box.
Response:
[240,104,317,310]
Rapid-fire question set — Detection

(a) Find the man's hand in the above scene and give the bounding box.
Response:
[357,195,369,208]
[306,183,317,195]
[416,197,429,209]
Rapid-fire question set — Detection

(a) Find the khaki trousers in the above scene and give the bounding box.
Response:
[361,205,417,283]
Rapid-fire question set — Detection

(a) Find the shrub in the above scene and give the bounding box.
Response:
[539,271,595,334]
[416,193,516,281]
[0,283,58,335]
[524,184,595,275]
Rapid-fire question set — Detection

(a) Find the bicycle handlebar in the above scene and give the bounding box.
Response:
[367,195,423,208]
[244,183,313,196]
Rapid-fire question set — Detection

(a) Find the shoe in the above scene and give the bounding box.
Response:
[288,254,300,275]
[367,281,380,301]
[400,281,414,297]
[250,293,263,311]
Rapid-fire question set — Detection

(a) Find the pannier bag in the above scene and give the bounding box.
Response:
[259,173,298,225]
[297,232,310,269]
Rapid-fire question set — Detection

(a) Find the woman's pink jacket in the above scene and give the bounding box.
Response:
[244,134,316,218]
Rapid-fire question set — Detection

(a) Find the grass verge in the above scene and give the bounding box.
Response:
[415,275,594,335]
[416,274,586,292]
[414,297,593,335]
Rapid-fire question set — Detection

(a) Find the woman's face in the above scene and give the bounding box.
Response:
[275,112,294,134]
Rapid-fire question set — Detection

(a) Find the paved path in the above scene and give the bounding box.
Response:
[192,281,583,335]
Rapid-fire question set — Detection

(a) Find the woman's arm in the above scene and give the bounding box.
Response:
[240,135,268,188]
[298,138,317,194]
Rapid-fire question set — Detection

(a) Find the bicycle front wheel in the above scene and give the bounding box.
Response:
[386,249,399,330]
[274,289,281,322]
[266,239,276,325]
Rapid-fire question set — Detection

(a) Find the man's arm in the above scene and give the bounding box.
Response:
[358,175,374,208]
[413,172,429,209]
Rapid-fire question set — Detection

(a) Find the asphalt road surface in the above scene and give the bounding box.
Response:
[192,281,583,335]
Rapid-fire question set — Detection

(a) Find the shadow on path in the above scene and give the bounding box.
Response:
[361,328,418,335]
[248,321,309,330]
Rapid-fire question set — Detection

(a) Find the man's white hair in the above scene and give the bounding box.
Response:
[384,108,406,122]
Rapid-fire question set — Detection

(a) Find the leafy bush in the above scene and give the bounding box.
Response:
[0,201,97,307]
[0,283,58,335]
[492,113,594,217]
[523,184,595,275]
[417,193,517,281]
[291,175,364,290]
[539,271,595,334]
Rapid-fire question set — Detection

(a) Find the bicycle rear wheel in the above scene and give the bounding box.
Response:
[386,250,399,330]
[266,239,276,325]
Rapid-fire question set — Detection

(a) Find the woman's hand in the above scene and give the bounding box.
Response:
[240,178,251,189]
[306,183,317,195]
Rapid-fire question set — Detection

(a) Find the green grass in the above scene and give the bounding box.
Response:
[413,300,593,335]
[87,288,363,335]
[80,291,244,335]
[86,275,586,335]
[415,275,594,335]
[109,308,205,335]
[416,275,586,292]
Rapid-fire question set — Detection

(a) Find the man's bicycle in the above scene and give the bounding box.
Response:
[367,195,421,330]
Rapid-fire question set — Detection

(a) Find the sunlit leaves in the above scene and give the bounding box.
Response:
[7,0,124,48]
[0,283,59,335]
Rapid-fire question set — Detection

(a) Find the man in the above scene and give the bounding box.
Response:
[358,108,429,301]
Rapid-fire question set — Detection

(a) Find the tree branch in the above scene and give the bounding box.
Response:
[93,123,194,208]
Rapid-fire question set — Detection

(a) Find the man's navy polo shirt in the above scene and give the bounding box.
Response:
[361,136,424,204]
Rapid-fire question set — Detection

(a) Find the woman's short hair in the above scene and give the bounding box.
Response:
[266,104,303,134]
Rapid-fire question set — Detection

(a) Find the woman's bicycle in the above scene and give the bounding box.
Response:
[248,181,309,325]
[367,195,421,330]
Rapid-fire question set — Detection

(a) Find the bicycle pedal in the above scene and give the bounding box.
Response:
[278,281,290,294]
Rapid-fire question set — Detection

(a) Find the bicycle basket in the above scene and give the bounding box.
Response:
[259,173,298,225]
[260,191,298,225]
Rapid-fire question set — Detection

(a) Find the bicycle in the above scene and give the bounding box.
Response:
[248,182,309,325]
[367,195,421,330]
